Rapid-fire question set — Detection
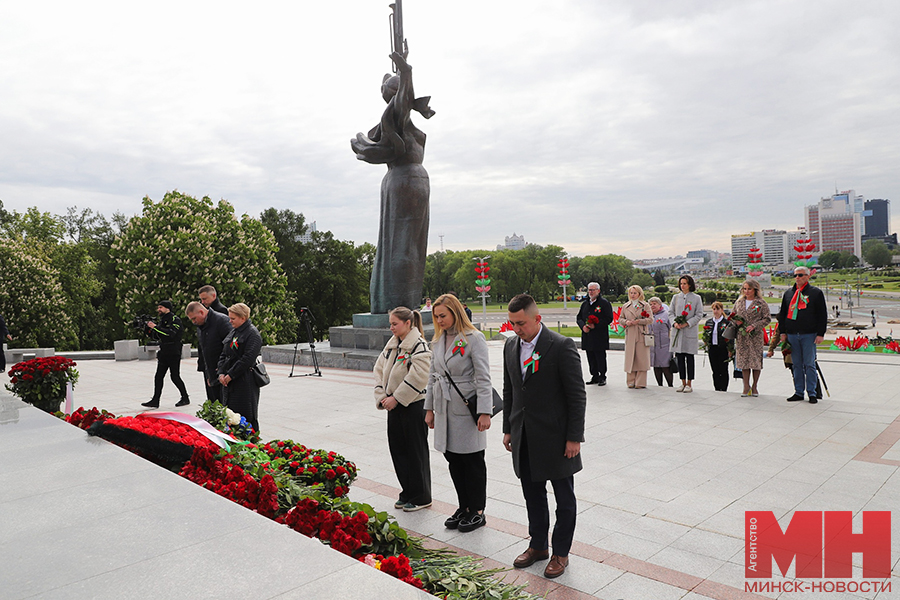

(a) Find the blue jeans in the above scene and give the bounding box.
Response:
[787,333,817,397]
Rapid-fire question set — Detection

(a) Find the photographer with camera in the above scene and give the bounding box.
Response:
[141,300,191,409]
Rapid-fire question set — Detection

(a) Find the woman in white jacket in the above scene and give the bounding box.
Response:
[425,294,493,533]
[374,307,433,512]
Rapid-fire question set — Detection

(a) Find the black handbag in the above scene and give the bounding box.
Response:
[251,358,270,387]
[445,372,502,422]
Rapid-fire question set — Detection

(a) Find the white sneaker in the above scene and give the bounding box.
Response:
[676,384,686,392]
[683,385,693,393]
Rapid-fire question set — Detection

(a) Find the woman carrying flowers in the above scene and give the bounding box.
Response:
[374,306,433,514]
[669,275,704,393]
[217,303,263,433]
[425,294,493,532]
[621,285,652,389]
[648,297,674,387]
[732,279,771,397]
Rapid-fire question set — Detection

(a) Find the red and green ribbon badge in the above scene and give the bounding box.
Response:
[452,339,467,357]
[395,352,409,365]
[524,351,540,374]
[787,290,809,320]
[230,336,239,350]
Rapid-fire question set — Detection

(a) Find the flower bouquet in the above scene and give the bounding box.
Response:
[671,304,691,346]
[57,406,116,430]
[6,356,79,413]
[587,314,599,329]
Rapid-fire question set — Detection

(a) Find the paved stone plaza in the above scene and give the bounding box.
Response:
[3,344,900,599]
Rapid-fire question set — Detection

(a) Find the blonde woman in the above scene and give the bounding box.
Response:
[733,279,771,397]
[374,307,433,512]
[621,285,652,388]
[425,294,493,532]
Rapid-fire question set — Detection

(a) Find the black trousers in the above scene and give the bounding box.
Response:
[152,353,189,403]
[585,349,607,379]
[204,377,223,402]
[387,401,431,506]
[444,449,486,513]
[675,352,695,381]
[519,434,577,557]
[708,345,730,391]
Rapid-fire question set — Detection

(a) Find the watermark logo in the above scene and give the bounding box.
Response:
[745,511,891,593]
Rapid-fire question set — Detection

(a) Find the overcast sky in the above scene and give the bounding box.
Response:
[1,0,897,259]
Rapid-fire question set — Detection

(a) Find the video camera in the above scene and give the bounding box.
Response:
[130,314,153,331]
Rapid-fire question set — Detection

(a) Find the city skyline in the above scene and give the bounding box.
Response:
[1,1,898,257]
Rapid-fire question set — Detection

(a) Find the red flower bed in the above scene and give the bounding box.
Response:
[180,447,279,518]
[279,497,371,556]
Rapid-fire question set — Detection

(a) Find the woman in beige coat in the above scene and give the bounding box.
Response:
[374,307,433,512]
[621,285,653,388]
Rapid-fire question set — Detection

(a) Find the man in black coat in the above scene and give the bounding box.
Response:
[575,282,613,385]
[197,285,229,383]
[186,302,233,402]
[503,294,586,579]
[142,300,190,408]
[777,266,827,404]
[0,313,11,372]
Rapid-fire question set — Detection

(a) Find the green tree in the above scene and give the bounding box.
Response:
[111,191,295,344]
[629,270,655,289]
[837,252,859,269]
[0,238,77,349]
[259,208,373,339]
[817,250,840,270]
[862,239,892,268]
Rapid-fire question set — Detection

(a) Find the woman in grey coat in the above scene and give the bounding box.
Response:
[425,294,493,533]
[669,275,704,393]
[648,297,674,387]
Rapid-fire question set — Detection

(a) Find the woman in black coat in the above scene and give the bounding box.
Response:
[217,303,263,433]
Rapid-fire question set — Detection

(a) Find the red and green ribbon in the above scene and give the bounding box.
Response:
[787,285,808,320]
[524,351,540,374]
[452,339,467,357]
[230,337,239,350]
[395,353,409,365]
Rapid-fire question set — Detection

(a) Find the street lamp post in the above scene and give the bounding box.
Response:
[473,256,491,328]
[557,255,570,309]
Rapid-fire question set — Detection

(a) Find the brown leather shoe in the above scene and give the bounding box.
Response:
[513,547,550,568]
[544,555,569,578]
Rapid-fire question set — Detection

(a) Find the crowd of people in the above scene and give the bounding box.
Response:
[141,285,265,433]
[589,268,827,403]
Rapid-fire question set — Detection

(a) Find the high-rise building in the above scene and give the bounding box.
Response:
[731,230,805,268]
[863,199,890,240]
[805,191,863,257]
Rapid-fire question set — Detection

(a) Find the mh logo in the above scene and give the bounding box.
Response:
[745,511,891,579]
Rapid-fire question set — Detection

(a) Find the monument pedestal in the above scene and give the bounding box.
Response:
[262,312,434,372]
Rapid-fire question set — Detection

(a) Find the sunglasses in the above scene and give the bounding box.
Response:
[794,273,808,277]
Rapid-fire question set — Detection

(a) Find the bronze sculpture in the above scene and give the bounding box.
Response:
[351,1,434,315]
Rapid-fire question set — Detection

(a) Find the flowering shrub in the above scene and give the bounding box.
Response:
[0,238,77,349]
[57,406,116,430]
[6,356,79,410]
[109,191,297,344]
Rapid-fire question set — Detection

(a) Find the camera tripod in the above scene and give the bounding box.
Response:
[289,307,322,377]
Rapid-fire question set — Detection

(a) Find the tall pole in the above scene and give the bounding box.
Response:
[474,256,491,329]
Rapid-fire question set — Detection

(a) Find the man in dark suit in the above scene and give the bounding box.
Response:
[186,302,233,402]
[575,282,613,385]
[197,285,229,398]
[503,294,587,579]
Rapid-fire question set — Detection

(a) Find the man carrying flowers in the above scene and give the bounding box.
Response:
[575,282,613,386]
[777,266,827,404]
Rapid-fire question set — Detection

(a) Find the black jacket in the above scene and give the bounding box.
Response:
[147,312,183,357]
[208,298,228,315]
[576,296,613,351]
[777,284,828,336]
[197,310,233,381]
[217,320,263,423]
